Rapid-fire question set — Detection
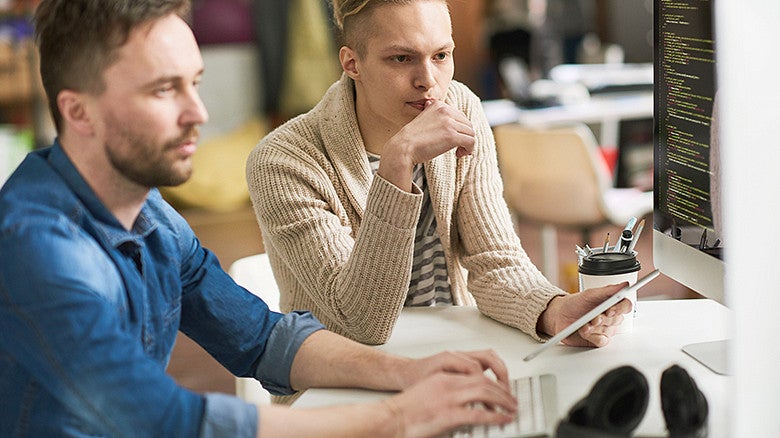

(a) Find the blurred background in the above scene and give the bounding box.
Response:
[1,0,696,395]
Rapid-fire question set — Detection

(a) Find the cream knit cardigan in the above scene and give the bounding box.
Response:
[247,74,565,345]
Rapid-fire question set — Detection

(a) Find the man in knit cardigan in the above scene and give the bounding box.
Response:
[248,0,631,346]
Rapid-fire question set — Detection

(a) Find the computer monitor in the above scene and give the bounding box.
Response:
[653,0,729,374]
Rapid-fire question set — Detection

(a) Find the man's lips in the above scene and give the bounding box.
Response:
[172,137,198,157]
[408,99,435,111]
[170,128,200,157]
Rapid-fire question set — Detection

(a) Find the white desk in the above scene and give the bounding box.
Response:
[294,299,732,437]
[482,91,653,148]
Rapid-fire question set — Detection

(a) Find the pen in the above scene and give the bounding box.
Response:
[602,232,610,253]
[627,218,645,253]
[616,217,637,251]
[619,229,633,253]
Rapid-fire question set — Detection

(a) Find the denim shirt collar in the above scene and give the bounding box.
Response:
[47,139,157,248]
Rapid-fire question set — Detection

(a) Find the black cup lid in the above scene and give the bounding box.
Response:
[579,251,641,275]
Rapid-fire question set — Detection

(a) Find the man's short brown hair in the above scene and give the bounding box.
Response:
[34,0,191,132]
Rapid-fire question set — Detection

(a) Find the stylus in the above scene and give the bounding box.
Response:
[523,269,660,362]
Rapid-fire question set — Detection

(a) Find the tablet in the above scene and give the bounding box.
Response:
[523,269,660,362]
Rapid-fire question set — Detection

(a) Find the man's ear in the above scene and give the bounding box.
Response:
[339,46,360,80]
[57,90,95,136]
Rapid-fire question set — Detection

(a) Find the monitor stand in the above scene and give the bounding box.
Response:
[682,339,732,375]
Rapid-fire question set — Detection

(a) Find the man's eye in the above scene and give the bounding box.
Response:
[392,55,410,63]
[155,85,174,96]
[435,52,448,61]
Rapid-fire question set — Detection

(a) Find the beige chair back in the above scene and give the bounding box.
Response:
[493,123,614,228]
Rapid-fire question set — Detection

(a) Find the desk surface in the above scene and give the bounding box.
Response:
[482,91,653,149]
[482,92,653,128]
[295,299,732,437]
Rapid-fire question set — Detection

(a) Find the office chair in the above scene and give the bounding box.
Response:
[492,123,653,285]
[228,253,279,405]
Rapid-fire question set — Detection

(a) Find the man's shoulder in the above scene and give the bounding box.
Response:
[255,76,354,155]
[0,162,101,281]
[250,109,334,173]
[258,113,314,149]
[448,80,481,102]
[0,150,77,233]
[447,81,489,126]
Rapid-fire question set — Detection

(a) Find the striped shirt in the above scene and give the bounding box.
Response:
[367,153,452,306]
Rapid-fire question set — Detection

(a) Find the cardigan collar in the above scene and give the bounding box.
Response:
[316,73,457,243]
[317,74,373,217]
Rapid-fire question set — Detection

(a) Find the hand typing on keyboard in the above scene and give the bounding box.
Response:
[453,374,558,438]
[381,349,519,437]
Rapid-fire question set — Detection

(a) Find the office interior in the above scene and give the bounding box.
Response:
[1,1,777,436]
[0,0,711,394]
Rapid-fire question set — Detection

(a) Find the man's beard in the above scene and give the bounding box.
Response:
[107,126,199,189]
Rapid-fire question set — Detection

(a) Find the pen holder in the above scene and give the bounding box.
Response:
[578,249,641,334]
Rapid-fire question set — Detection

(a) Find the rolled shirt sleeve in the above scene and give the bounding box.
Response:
[254,311,325,395]
[200,312,324,438]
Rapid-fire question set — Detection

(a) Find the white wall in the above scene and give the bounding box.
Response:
[198,44,262,140]
[718,1,780,436]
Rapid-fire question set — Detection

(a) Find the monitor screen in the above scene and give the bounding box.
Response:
[653,0,724,304]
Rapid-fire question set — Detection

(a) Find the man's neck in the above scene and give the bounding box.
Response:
[354,94,397,157]
[108,195,148,231]
[60,140,148,231]
[357,119,393,157]
[86,168,149,231]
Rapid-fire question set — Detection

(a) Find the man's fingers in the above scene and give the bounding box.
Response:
[470,349,510,387]
[440,349,510,388]
[454,375,517,414]
[577,314,621,347]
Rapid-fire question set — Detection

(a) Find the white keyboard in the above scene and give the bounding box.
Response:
[452,374,557,438]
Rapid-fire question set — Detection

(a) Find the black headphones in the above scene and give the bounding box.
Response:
[556,364,708,438]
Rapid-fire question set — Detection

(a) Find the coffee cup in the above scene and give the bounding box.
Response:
[578,250,641,333]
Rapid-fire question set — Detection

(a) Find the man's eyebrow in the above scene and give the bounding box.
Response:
[380,44,417,55]
[145,76,178,86]
[380,43,455,54]
[143,68,205,89]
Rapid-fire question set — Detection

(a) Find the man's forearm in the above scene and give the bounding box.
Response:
[257,400,398,438]
[289,330,410,391]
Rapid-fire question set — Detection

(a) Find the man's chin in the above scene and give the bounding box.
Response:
[149,162,193,188]
[160,170,193,188]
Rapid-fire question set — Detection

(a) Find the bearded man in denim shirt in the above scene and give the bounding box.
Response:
[0,0,519,436]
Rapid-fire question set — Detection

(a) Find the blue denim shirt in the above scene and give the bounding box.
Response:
[0,142,325,437]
